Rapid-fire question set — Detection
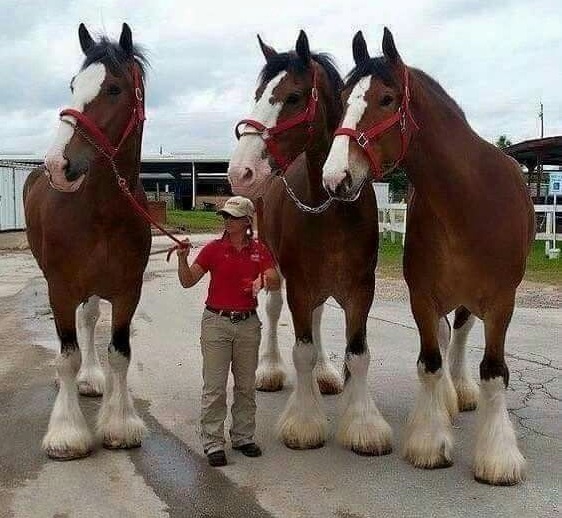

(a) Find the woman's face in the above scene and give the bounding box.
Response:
[222,214,250,235]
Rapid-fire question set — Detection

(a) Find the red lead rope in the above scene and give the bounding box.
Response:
[116,178,190,261]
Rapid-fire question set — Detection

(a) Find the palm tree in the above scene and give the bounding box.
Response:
[496,135,513,149]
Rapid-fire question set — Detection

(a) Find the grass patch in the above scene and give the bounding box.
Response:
[524,241,562,285]
[375,238,562,285]
[167,210,223,233]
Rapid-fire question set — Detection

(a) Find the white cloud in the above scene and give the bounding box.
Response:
[0,0,560,155]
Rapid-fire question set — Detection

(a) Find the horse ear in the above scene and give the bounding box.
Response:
[78,23,94,55]
[382,27,402,65]
[352,30,370,65]
[257,34,277,62]
[295,30,311,64]
[119,23,134,56]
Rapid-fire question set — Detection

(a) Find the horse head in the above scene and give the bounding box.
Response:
[229,31,342,199]
[44,23,146,193]
[323,28,417,200]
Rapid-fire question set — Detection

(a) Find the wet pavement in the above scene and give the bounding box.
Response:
[0,234,560,517]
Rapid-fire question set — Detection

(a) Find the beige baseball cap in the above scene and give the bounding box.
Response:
[217,196,255,218]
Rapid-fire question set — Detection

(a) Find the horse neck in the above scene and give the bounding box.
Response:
[305,94,341,203]
[402,71,479,207]
[85,126,144,205]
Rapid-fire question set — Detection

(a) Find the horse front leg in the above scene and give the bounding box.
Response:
[474,300,525,485]
[278,290,326,449]
[337,288,392,456]
[255,285,287,392]
[97,288,146,449]
[43,288,93,460]
[402,296,458,468]
[312,304,343,395]
[448,306,479,411]
[76,295,105,396]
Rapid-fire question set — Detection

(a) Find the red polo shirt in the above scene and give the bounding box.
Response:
[194,236,276,311]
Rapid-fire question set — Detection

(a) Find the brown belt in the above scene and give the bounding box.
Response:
[206,306,257,323]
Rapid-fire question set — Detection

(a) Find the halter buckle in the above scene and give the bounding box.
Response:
[357,133,369,148]
[135,87,143,101]
[311,87,319,101]
[261,128,270,140]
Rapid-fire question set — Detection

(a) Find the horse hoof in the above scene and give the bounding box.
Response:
[284,440,324,450]
[46,447,92,461]
[256,383,284,392]
[474,475,520,487]
[255,369,285,392]
[78,382,104,397]
[317,378,343,395]
[103,439,142,450]
[352,445,393,457]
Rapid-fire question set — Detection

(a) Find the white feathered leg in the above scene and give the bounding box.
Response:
[278,339,327,449]
[473,377,525,485]
[256,288,287,392]
[76,296,105,396]
[403,318,458,468]
[97,346,146,449]
[337,350,392,455]
[448,312,479,411]
[43,349,93,459]
[312,305,343,395]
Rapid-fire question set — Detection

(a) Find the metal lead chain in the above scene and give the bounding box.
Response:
[278,174,334,214]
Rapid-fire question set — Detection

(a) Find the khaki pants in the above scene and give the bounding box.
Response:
[200,309,261,454]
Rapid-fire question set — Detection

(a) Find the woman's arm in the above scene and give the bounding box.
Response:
[177,242,206,288]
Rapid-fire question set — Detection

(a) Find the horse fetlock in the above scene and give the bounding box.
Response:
[337,411,393,456]
[255,359,286,392]
[278,391,326,449]
[402,420,454,469]
[43,424,93,460]
[314,361,343,395]
[77,366,105,396]
[454,376,479,411]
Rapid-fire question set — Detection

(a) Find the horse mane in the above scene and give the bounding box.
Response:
[259,51,343,99]
[81,36,149,78]
[345,57,466,120]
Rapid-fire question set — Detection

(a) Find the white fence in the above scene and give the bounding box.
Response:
[0,164,34,231]
[377,203,562,249]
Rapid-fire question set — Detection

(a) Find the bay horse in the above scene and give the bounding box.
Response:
[23,23,151,459]
[323,28,535,484]
[228,32,391,455]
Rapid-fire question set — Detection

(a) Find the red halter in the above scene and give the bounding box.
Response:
[334,67,419,181]
[234,68,319,174]
[59,65,145,160]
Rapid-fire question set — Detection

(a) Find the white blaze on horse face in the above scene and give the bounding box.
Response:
[228,71,287,197]
[323,76,372,193]
[45,63,106,190]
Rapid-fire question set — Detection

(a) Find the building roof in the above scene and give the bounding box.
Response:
[0,153,230,164]
[504,136,562,167]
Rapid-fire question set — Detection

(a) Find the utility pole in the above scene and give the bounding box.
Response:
[539,102,544,138]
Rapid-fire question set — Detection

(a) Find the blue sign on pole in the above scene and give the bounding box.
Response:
[549,173,562,196]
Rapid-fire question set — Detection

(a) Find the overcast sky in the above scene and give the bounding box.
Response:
[1,0,560,157]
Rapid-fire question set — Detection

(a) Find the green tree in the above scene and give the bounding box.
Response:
[495,135,512,149]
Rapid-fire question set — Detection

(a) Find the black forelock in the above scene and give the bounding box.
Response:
[259,51,343,97]
[81,36,148,78]
[344,57,396,90]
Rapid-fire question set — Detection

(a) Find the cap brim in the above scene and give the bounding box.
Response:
[217,208,247,218]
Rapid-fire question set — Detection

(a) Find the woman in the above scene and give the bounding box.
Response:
[177,196,280,467]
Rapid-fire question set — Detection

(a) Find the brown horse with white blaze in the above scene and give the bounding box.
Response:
[228,32,391,455]
[23,23,151,459]
[323,29,535,485]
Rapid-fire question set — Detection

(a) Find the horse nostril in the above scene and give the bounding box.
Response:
[242,167,254,182]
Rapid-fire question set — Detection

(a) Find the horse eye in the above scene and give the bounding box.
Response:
[380,95,394,107]
[286,93,301,105]
[108,84,122,96]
